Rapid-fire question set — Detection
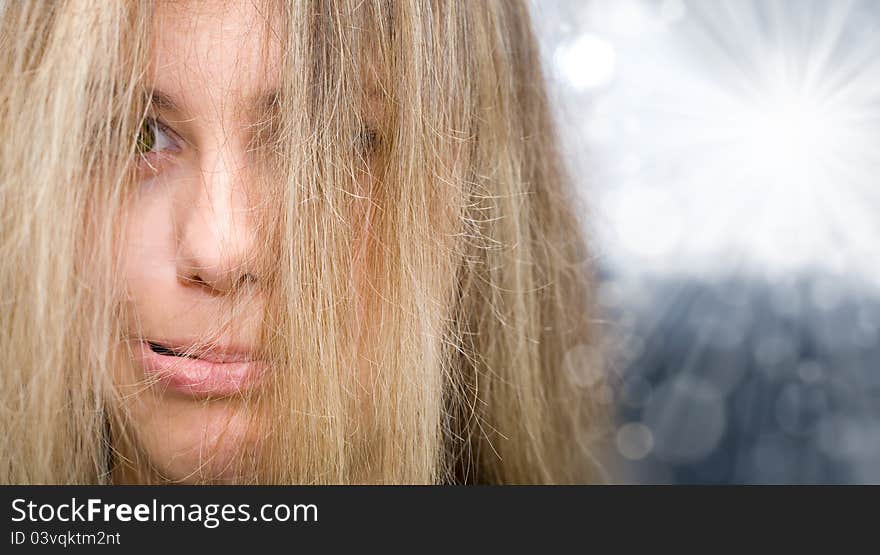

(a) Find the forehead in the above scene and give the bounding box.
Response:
[150,1,280,113]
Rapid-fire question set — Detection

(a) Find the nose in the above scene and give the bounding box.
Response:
[175,144,258,295]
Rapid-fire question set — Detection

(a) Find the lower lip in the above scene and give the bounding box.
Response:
[136,341,265,397]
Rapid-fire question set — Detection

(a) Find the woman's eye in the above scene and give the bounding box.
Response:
[356,125,381,157]
[136,118,178,155]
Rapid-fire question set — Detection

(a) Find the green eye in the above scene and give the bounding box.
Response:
[136,119,156,154]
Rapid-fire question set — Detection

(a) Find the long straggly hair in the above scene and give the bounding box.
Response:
[0,0,608,484]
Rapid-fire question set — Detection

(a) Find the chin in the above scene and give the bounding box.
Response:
[131,394,257,483]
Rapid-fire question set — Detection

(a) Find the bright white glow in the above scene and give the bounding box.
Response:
[555,33,616,91]
[604,0,652,36]
[571,1,880,281]
[748,104,823,173]
[605,187,684,259]
[659,0,687,24]
[735,91,844,184]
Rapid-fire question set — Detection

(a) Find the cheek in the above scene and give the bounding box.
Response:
[115,185,171,389]
[122,182,175,303]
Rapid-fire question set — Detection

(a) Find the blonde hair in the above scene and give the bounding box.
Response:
[0,0,608,484]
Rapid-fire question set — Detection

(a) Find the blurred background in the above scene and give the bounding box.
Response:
[529,0,880,483]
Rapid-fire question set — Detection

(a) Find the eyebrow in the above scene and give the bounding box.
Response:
[148,88,280,115]
[149,89,181,113]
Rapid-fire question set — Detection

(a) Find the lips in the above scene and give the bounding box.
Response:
[136,339,265,397]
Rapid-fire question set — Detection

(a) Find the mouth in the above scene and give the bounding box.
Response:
[136,339,265,398]
[145,340,254,362]
[147,341,191,358]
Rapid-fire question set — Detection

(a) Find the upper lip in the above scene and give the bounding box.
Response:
[144,339,256,363]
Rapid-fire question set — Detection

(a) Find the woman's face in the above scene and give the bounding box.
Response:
[118,1,279,482]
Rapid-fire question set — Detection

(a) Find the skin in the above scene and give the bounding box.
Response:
[118,1,279,482]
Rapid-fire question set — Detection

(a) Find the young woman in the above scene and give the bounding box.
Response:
[0,0,607,484]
